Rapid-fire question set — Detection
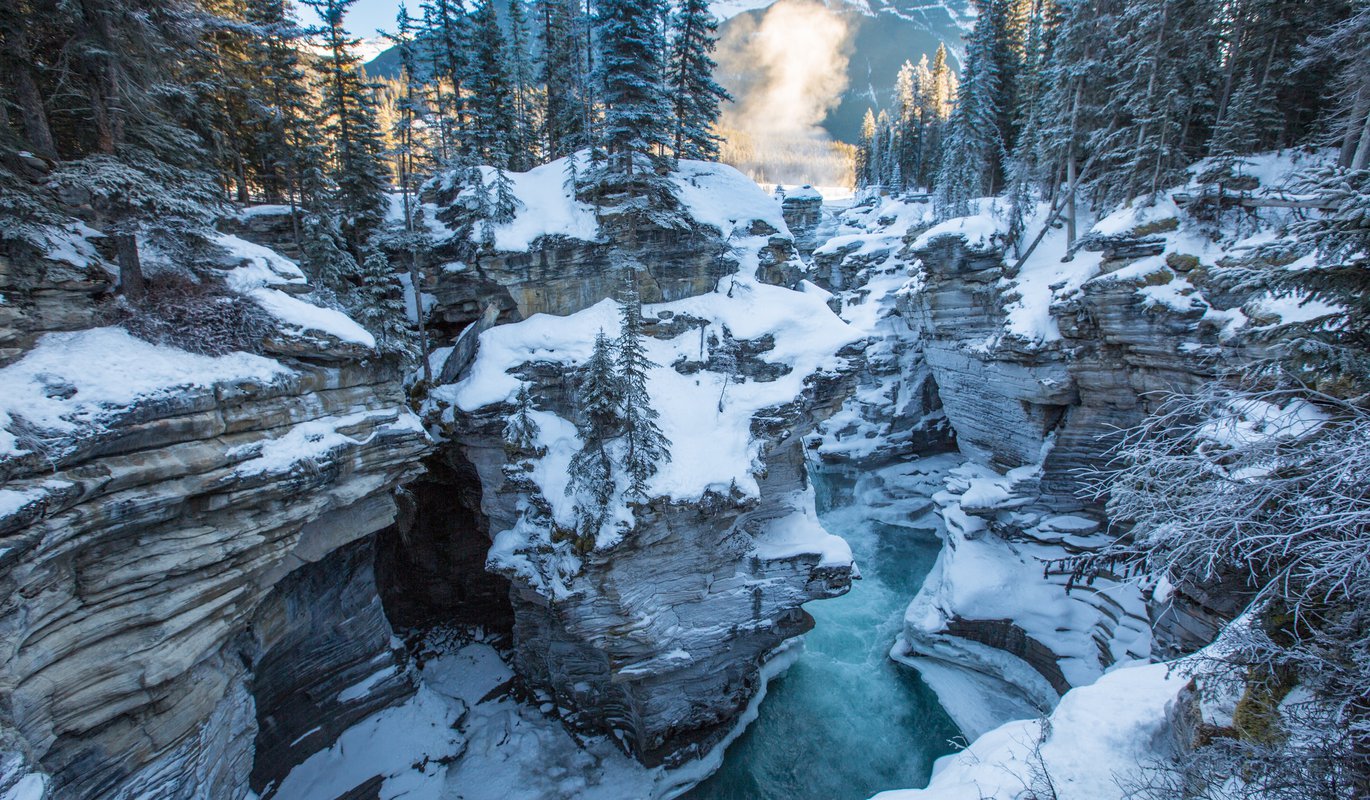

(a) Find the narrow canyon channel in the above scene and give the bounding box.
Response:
[688,460,963,799]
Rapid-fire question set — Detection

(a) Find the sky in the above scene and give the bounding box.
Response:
[296,0,404,39]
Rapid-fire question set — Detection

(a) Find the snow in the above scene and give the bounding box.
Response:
[871,660,1185,800]
[891,458,1152,734]
[40,220,104,269]
[383,192,458,241]
[214,232,308,291]
[671,160,789,237]
[461,157,602,251]
[0,327,289,459]
[268,681,464,800]
[244,287,377,348]
[444,155,790,250]
[443,271,859,506]
[1247,290,1341,326]
[0,752,47,800]
[910,199,1006,251]
[751,490,854,567]
[273,631,802,800]
[337,665,399,703]
[235,204,295,219]
[780,184,823,201]
[210,232,376,348]
[1000,204,1104,344]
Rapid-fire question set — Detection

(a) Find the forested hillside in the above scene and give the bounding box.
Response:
[1,0,730,354]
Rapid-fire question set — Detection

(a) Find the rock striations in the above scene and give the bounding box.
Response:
[0,229,429,797]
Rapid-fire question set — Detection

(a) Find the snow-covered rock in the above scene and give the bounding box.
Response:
[0,230,430,798]
[437,271,862,767]
[415,163,865,771]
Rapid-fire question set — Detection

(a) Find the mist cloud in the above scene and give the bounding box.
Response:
[716,0,855,187]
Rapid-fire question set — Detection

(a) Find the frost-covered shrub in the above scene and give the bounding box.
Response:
[105,277,271,356]
[1077,382,1370,797]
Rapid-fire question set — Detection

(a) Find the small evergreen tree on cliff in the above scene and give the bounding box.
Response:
[617,278,671,500]
[567,330,623,537]
[350,248,415,357]
[503,384,543,454]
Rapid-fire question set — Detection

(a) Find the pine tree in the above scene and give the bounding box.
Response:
[421,0,471,165]
[299,211,359,291]
[1268,162,1370,399]
[506,0,537,170]
[857,108,878,189]
[467,0,517,167]
[244,0,327,224]
[894,59,922,192]
[304,0,390,244]
[537,0,591,158]
[592,0,677,213]
[386,3,437,382]
[34,0,224,301]
[503,384,543,453]
[351,249,416,356]
[667,0,731,161]
[1092,0,1222,207]
[616,277,670,500]
[566,329,623,536]
[1299,0,1369,170]
[934,14,1005,218]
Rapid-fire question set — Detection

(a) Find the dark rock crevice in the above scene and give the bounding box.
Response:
[374,448,514,633]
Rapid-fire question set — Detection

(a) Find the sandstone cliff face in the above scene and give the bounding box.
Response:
[0,239,430,797]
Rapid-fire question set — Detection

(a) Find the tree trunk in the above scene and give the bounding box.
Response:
[114,233,145,301]
[1339,79,1370,168]
[3,38,57,158]
[1066,155,1077,247]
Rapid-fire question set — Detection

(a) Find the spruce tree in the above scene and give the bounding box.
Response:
[857,109,878,189]
[537,0,591,158]
[506,0,537,170]
[592,0,677,213]
[567,330,623,537]
[350,249,415,356]
[420,0,471,165]
[244,0,327,224]
[616,278,670,500]
[304,0,390,244]
[504,384,543,453]
[467,0,517,167]
[667,0,731,161]
[386,3,437,382]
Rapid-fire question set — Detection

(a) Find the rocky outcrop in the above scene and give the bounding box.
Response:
[780,188,823,256]
[0,233,431,797]
[451,347,858,767]
[415,165,860,770]
[805,194,1265,735]
[0,240,113,367]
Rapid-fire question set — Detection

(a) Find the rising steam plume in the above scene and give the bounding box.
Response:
[715,0,857,188]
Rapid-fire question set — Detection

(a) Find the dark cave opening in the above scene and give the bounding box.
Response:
[374,447,515,633]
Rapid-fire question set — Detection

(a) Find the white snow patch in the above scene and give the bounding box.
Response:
[0,328,288,459]
[672,160,789,237]
[245,288,376,348]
